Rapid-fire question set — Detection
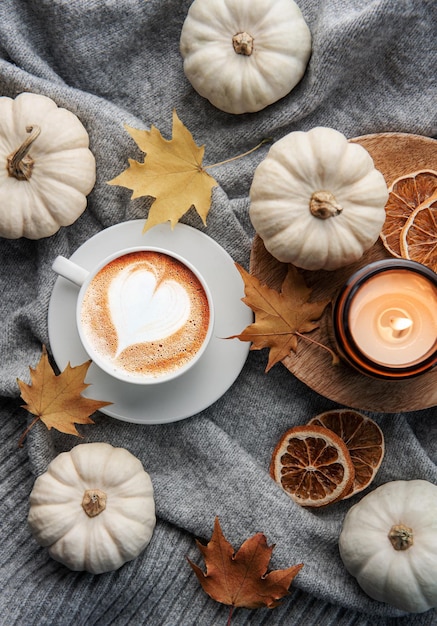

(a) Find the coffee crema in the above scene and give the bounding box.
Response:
[80,251,211,380]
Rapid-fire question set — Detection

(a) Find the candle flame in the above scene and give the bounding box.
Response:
[389,317,413,332]
[389,316,413,339]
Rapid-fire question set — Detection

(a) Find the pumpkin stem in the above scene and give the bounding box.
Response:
[82,489,107,518]
[233,32,254,56]
[388,524,413,551]
[310,191,343,219]
[7,125,41,181]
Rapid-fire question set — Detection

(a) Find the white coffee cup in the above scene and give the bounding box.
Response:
[52,247,214,384]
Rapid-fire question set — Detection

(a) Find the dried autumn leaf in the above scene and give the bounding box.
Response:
[188,517,303,612]
[17,346,112,446]
[108,109,218,232]
[231,264,333,371]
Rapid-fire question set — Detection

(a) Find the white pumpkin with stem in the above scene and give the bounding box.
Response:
[339,480,437,613]
[180,0,312,114]
[28,443,156,574]
[249,127,389,270]
[0,92,96,239]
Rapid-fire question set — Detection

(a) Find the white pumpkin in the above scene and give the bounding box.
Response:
[0,92,96,239]
[339,480,437,613]
[249,127,389,270]
[28,443,156,574]
[180,0,312,114]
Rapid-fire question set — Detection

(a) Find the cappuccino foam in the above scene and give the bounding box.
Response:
[80,251,211,380]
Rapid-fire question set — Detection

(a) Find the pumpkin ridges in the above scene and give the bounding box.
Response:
[339,480,437,613]
[28,443,156,573]
[0,92,96,239]
[180,0,311,114]
[249,128,388,270]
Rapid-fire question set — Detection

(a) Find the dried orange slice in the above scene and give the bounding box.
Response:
[270,425,355,507]
[308,409,384,498]
[399,195,437,271]
[380,169,437,261]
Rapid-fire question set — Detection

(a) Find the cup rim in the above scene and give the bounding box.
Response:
[75,246,215,385]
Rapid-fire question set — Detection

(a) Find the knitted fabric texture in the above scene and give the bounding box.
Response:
[0,1,436,624]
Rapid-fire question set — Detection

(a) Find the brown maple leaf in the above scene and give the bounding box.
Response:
[17,346,112,446]
[188,517,303,615]
[231,264,336,371]
[108,109,218,232]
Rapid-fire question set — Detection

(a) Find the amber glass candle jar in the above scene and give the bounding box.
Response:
[332,259,437,380]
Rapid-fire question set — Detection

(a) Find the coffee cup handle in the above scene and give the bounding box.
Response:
[52,255,89,287]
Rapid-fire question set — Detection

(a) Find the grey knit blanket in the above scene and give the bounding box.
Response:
[1,1,436,624]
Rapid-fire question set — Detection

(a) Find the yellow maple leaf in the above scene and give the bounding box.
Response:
[108,109,218,232]
[17,346,112,446]
[231,264,337,372]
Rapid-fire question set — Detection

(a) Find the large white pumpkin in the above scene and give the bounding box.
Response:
[249,127,389,270]
[28,443,156,574]
[0,92,96,239]
[180,0,312,114]
[339,480,437,613]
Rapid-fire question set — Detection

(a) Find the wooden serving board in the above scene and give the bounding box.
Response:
[249,133,437,413]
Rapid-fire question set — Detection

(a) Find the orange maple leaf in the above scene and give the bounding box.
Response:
[17,346,112,446]
[231,264,335,371]
[188,517,303,614]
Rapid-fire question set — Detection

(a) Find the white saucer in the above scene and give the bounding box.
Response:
[48,221,252,424]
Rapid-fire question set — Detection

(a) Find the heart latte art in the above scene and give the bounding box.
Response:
[80,251,211,380]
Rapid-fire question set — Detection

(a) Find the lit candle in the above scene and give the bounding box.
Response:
[333,260,437,379]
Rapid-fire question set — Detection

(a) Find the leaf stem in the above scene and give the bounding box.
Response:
[294,331,340,365]
[18,414,41,448]
[233,329,339,365]
[204,138,272,171]
[226,606,234,626]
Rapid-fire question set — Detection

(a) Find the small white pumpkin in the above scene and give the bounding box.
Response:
[0,92,96,239]
[180,0,312,114]
[249,127,389,270]
[339,480,437,613]
[28,443,156,574]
